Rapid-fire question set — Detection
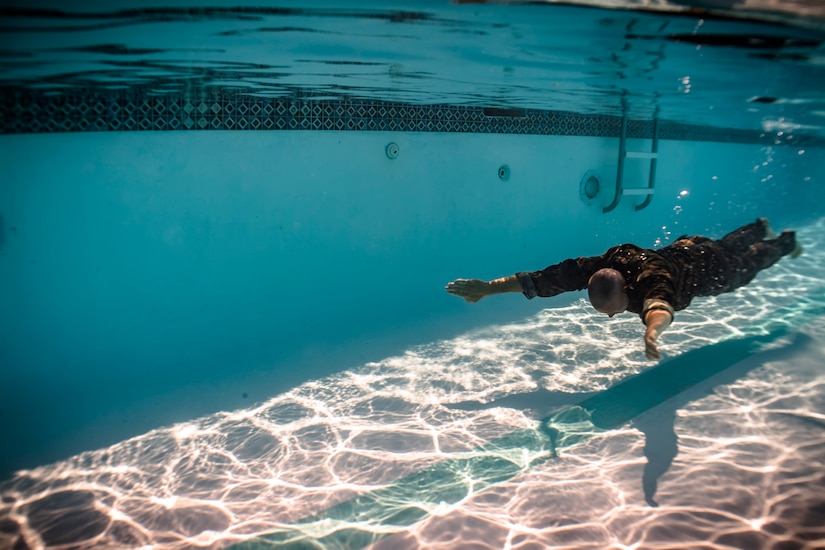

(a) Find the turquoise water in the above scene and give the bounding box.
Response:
[1,2,825,549]
[3,2,825,132]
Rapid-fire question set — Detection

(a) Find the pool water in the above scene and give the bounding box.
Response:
[1,2,825,549]
[1,220,823,548]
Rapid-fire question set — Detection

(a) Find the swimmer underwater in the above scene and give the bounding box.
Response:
[446,218,803,360]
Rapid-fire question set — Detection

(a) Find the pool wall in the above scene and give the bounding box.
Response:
[1,130,822,478]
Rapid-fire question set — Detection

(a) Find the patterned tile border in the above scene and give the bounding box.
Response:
[2,86,823,146]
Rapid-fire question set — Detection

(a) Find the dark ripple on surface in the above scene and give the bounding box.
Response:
[1,3,824,135]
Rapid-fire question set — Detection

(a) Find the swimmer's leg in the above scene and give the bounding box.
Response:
[718,218,771,252]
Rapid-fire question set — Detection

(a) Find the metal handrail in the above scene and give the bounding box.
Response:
[603,112,627,214]
[634,110,659,212]
[603,105,659,214]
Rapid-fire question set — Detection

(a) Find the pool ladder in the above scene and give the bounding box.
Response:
[603,108,659,213]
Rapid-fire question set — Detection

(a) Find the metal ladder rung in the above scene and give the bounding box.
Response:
[622,188,655,196]
[603,102,660,214]
[625,151,658,159]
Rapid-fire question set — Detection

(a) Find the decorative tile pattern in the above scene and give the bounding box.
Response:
[1,86,822,146]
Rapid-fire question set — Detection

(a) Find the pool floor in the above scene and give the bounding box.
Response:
[1,219,824,549]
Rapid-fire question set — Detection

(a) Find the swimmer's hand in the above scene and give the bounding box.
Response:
[445,278,490,303]
[445,275,523,303]
[644,331,661,361]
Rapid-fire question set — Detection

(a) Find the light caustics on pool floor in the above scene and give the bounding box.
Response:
[1,219,825,550]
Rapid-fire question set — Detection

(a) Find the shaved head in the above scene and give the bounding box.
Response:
[588,268,629,316]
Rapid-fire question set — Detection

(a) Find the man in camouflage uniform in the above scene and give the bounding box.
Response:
[445,218,801,360]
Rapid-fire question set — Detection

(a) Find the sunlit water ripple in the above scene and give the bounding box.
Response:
[1,219,824,549]
[2,4,825,135]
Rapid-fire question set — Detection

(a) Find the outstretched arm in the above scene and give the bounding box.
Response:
[643,309,672,360]
[445,275,523,303]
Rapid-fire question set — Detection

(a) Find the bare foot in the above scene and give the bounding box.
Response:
[761,217,778,240]
[791,239,804,258]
